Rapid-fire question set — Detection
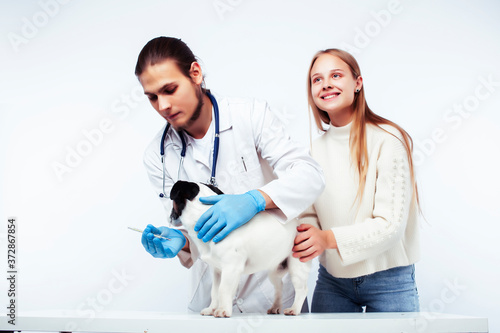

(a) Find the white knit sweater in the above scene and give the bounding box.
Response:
[301,122,420,278]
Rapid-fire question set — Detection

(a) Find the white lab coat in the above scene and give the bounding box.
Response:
[143,93,325,313]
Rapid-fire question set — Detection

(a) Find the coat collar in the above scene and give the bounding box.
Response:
[211,92,232,133]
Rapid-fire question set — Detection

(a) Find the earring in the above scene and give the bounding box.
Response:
[356,89,360,93]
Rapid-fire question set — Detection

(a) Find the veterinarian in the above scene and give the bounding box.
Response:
[292,49,420,312]
[135,36,325,314]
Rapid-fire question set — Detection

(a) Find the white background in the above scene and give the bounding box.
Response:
[1,0,499,331]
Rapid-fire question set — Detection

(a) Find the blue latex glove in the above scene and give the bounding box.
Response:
[141,224,186,258]
[194,190,266,243]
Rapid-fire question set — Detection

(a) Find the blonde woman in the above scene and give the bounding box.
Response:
[292,49,420,312]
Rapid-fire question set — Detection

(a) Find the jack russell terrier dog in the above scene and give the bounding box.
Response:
[169,181,311,318]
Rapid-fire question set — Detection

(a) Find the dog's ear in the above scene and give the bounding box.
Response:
[169,181,200,219]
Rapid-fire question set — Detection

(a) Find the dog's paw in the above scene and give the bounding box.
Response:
[284,307,300,316]
[267,307,281,315]
[214,308,231,318]
[200,307,215,316]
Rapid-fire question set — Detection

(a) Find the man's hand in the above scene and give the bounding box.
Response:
[141,224,186,258]
[194,190,266,243]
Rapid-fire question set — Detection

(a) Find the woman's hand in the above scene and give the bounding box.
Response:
[292,224,337,262]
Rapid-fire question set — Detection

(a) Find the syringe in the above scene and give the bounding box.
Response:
[128,227,170,240]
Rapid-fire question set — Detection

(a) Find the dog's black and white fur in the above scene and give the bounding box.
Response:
[170,181,311,318]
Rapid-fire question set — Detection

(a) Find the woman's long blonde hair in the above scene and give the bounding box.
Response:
[307,49,420,208]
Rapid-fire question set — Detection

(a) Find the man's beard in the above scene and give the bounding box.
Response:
[179,86,204,132]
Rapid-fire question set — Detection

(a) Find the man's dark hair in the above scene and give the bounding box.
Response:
[135,36,197,79]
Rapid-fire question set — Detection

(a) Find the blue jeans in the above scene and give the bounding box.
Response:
[311,264,419,313]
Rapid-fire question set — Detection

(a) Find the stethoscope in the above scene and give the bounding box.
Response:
[159,92,220,198]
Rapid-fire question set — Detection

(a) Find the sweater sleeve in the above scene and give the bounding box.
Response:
[333,131,414,266]
[298,205,321,229]
[176,230,200,268]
